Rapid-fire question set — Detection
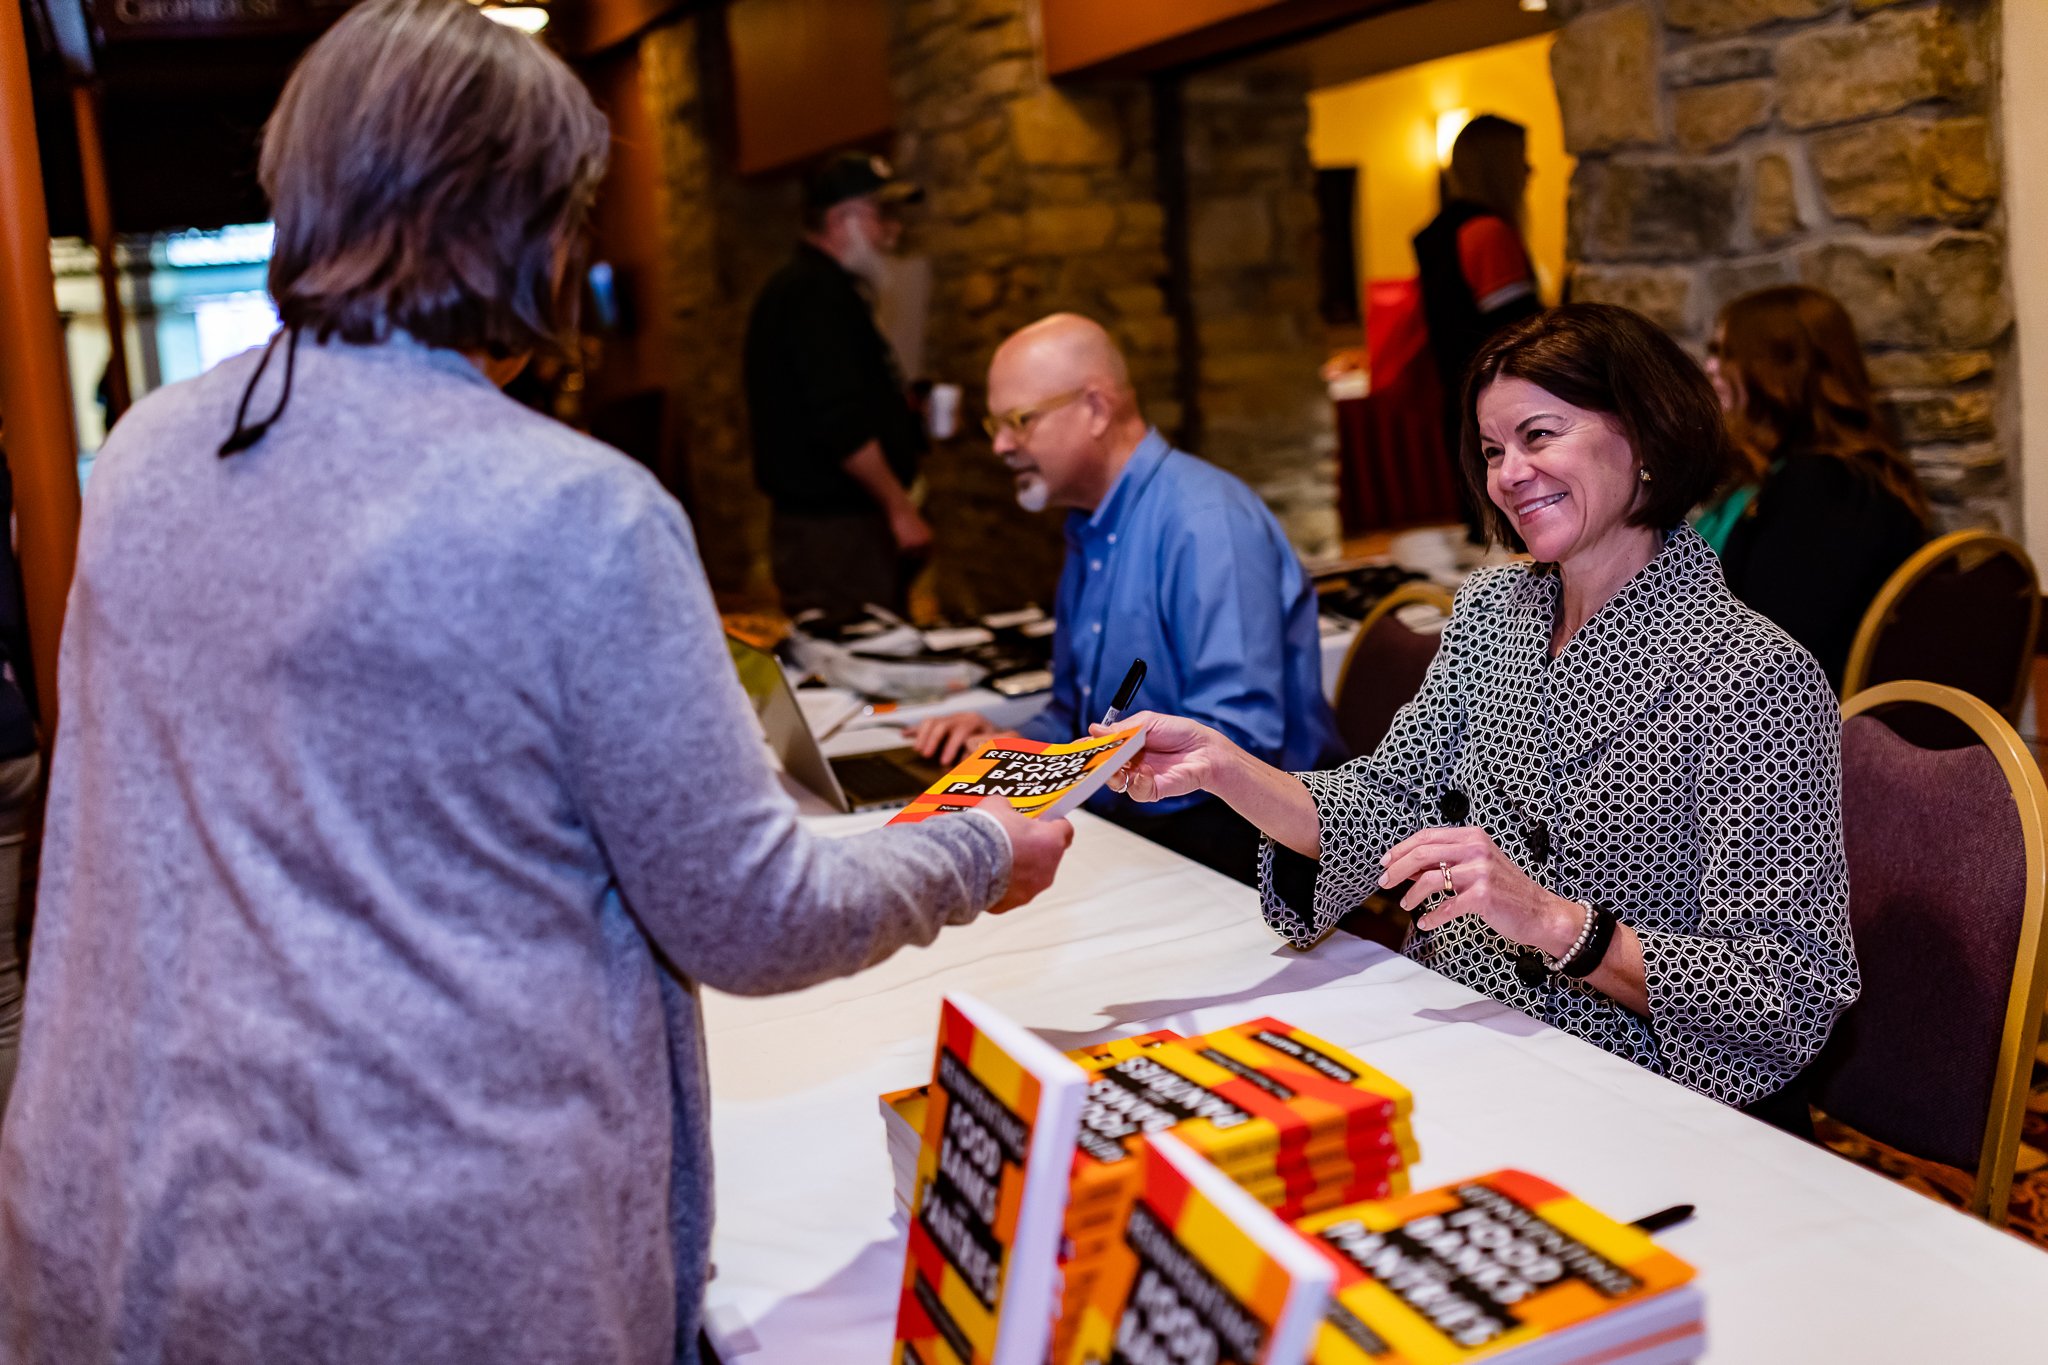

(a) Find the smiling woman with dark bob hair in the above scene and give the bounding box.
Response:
[1106,303,1859,1133]
[0,2,1071,1361]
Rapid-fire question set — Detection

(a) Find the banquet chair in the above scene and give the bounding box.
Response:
[1330,581,1455,761]
[1809,681,2048,1225]
[1843,530,2040,725]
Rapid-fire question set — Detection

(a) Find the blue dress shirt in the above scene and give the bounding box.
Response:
[1015,428,1340,816]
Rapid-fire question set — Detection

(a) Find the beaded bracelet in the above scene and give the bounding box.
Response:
[1558,900,1599,967]
[1512,900,1599,989]
[1562,904,1619,979]
[1507,900,1613,986]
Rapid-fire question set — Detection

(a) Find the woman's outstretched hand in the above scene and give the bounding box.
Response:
[1090,711,1228,804]
[1379,825,1578,954]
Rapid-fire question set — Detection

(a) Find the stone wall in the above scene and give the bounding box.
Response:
[1554,0,2012,527]
[1180,67,1342,560]
[639,13,795,609]
[890,0,1180,615]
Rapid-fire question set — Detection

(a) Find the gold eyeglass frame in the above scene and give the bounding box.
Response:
[982,387,1086,442]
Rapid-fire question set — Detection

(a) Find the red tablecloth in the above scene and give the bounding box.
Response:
[1336,279,1463,533]
[1336,389,1463,533]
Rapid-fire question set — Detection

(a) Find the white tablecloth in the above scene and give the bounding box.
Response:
[700,812,2048,1362]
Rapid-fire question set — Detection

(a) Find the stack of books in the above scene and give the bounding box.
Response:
[879,1082,929,1226]
[880,1029,1181,1225]
[1295,1169,1704,1364]
[1053,1018,1416,1363]
[882,1006,1701,1364]
[889,992,1093,1365]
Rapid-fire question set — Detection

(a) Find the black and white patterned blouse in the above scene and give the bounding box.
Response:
[1262,524,1858,1108]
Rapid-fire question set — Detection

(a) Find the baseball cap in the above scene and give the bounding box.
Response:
[803,151,923,218]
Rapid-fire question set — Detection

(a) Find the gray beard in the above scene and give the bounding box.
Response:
[841,236,888,287]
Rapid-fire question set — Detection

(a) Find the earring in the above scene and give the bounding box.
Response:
[1638,468,1652,483]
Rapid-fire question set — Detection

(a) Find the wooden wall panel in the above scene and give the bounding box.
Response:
[567,0,695,57]
[728,0,891,175]
[1042,0,1391,78]
[581,44,667,403]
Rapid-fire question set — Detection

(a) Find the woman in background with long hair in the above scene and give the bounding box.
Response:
[1696,285,1930,689]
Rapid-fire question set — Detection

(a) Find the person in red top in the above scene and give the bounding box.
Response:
[1413,114,1543,540]
[1456,213,1538,318]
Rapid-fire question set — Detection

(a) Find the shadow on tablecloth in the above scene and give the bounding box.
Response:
[1027,943,1393,1051]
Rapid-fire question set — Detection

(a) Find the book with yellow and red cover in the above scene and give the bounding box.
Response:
[1059,1131,1336,1365]
[891,994,1089,1365]
[887,727,1149,824]
[1057,1025,1417,1249]
[1053,1025,1416,1364]
[1206,1018,1417,1122]
[1295,1170,1703,1365]
[1070,1035,1414,1182]
[885,1032,1183,1223]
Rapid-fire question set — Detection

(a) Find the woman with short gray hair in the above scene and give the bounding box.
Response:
[0,3,1069,1361]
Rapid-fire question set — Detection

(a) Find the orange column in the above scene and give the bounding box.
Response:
[0,0,84,733]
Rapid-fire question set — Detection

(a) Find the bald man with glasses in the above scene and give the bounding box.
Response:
[909,313,1339,883]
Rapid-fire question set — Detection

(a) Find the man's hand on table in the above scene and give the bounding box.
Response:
[980,800,1073,913]
[889,505,934,556]
[905,711,1001,765]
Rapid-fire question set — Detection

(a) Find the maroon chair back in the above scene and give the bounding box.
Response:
[1809,712,2028,1172]
[1332,599,1445,760]
[1848,532,2039,723]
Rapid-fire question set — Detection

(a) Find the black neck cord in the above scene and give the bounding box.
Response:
[218,326,301,458]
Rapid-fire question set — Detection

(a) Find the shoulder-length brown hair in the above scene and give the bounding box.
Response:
[260,0,610,359]
[1458,303,1734,549]
[1712,285,1929,525]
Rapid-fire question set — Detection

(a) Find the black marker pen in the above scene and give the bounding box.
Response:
[1099,659,1146,726]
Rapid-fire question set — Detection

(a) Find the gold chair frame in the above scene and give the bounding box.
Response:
[1843,530,2042,722]
[1331,580,1456,714]
[1839,680,2048,1224]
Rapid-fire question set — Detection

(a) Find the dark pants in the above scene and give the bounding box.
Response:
[1742,1069,1816,1141]
[1101,796,1262,887]
[770,508,907,622]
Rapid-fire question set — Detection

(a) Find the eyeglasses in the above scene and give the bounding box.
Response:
[982,388,1085,442]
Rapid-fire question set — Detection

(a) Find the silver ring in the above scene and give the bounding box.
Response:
[1439,861,1456,898]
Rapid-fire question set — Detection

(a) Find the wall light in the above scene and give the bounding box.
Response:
[1520,0,1549,12]
[1436,109,1472,168]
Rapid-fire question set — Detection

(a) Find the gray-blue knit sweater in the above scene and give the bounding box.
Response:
[0,335,1009,1363]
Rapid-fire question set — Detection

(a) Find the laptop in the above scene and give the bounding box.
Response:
[727,635,951,813]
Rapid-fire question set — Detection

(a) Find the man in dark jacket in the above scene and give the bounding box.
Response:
[744,152,928,620]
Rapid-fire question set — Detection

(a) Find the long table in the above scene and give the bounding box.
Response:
[699,812,2048,1361]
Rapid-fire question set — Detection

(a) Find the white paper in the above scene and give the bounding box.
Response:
[921,626,995,652]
